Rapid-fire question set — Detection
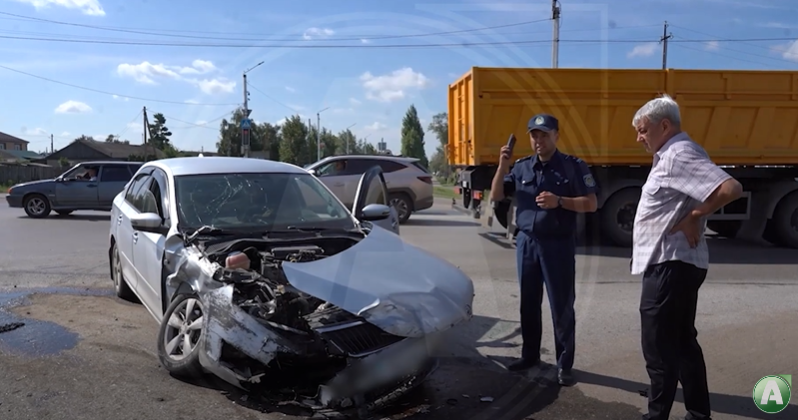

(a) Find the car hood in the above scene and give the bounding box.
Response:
[281,225,475,338]
[11,179,55,190]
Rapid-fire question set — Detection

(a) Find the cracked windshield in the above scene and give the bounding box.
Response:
[2,0,798,420]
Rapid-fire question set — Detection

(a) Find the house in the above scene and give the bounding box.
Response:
[0,131,30,152]
[38,138,166,167]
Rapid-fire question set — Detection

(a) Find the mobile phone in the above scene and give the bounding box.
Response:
[507,134,517,151]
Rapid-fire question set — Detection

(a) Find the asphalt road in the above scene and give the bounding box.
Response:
[0,194,796,420]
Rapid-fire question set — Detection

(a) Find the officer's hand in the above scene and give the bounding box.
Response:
[536,191,559,209]
[669,212,702,248]
[499,145,512,168]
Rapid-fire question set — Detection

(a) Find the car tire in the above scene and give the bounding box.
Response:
[389,192,413,224]
[23,194,51,218]
[157,292,205,379]
[111,242,137,302]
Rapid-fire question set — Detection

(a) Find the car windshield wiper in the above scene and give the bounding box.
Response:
[185,225,241,241]
[262,226,355,235]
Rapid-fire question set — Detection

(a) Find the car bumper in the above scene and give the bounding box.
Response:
[196,284,440,410]
[414,194,434,211]
[5,195,22,208]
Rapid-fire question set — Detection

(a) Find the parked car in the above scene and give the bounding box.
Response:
[5,161,142,218]
[107,156,474,414]
[305,155,434,223]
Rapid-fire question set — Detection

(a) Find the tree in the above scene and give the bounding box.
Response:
[279,115,311,165]
[147,113,178,158]
[400,105,428,168]
[427,112,450,178]
[215,107,273,157]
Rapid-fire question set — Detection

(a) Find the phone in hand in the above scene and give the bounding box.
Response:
[507,134,517,151]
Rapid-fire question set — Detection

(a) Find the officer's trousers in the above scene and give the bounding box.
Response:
[640,260,711,420]
[515,230,576,370]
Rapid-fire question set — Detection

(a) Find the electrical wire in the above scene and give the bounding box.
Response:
[0,63,240,106]
[0,11,553,42]
[246,83,299,113]
[115,109,144,139]
[163,111,234,130]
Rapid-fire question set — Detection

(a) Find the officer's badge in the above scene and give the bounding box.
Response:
[583,174,596,187]
[535,116,544,125]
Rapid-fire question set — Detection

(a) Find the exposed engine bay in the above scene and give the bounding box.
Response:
[193,237,427,408]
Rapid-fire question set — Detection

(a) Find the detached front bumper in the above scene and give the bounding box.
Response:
[5,194,22,208]
[193,283,441,410]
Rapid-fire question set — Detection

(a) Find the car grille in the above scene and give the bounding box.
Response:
[316,321,404,357]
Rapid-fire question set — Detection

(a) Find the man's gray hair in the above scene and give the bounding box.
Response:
[632,93,681,128]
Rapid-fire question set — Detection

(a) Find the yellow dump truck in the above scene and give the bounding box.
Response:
[447,66,798,248]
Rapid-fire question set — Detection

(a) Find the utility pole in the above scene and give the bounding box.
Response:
[660,21,672,70]
[142,106,153,160]
[345,123,356,154]
[316,107,329,161]
[50,134,53,154]
[551,0,560,68]
[241,61,263,158]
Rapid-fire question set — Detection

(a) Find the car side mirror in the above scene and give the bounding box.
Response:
[130,212,167,234]
[359,203,391,221]
[307,169,317,176]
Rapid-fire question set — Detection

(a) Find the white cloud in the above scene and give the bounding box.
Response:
[627,43,658,58]
[12,0,105,16]
[54,100,92,114]
[705,41,719,51]
[22,127,48,136]
[360,67,430,102]
[303,27,334,40]
[761,22,793,29]
[112,94,129,102]
[60,131,70,137]
[365,122,387,130]
[349,97,361,106]
[285,86,296,93]
[361,39,371,44]
[117,60,233,95]
[778,40,798,62]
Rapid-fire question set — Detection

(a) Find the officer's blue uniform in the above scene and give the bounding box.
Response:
[503,114,598,374]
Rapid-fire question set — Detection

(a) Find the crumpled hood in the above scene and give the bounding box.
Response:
[281,225,475,338]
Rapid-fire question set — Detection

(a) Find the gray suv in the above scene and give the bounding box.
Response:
[5,161,142,218]
[306,155,433,223]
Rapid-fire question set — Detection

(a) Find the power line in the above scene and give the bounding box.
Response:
[246,83,298,113]
[163,111,233,130]
[0,11,551,42]
[0,34,793,48]
[0,63,240,106]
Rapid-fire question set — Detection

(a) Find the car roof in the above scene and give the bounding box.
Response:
[143,156,308,177]
[78,161,142,165]
[314,154,420,165]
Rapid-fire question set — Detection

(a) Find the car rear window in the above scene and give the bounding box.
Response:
[409,161,429,173]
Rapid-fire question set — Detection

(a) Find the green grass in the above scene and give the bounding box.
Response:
[433,185,459,199]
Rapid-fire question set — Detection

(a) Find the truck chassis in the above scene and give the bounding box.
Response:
[454,164,798,249]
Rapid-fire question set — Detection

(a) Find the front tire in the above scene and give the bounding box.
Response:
[157,292,205,379]
[111,242,136,302]
[23,194,51,218]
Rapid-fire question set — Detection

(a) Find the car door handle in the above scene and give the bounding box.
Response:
[117,215,122,224]
[132,232,138,243]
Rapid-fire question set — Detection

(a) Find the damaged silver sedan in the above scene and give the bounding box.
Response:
[107,156,475,411]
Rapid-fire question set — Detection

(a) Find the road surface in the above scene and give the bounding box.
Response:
[0,195,796,419]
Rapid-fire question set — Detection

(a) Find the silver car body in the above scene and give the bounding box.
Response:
[107,156,474,411]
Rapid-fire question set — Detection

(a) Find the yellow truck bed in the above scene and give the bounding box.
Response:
[447,67,798,166]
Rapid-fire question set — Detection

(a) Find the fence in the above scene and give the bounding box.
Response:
[0,165,63,185]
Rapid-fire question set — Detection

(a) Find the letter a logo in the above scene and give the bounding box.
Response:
[753,375,791,414]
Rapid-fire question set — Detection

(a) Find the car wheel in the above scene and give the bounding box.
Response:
[111,242,137,302]
[389,193,413,224]
[157,292,205,379]
[23,194,51,218]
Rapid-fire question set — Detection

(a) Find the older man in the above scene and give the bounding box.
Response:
[631,94,743,420]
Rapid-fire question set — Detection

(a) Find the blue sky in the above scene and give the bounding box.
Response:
[1,0,798,158]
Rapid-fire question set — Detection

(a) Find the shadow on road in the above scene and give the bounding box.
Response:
[577,370,798,420]
[404,218,480,228]
[17,214,110,222]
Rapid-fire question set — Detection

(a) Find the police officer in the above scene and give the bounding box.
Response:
[489,113,598,386]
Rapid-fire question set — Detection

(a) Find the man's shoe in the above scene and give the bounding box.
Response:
[558,369,576,386]
[507,358,541,372]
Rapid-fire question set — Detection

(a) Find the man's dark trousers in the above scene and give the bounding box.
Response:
[640,260,712,420]
[515,230,576,370]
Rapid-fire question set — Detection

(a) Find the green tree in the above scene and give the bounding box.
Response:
[427,112,450,178]
[215,107,270,156]
[400,104,428,168]
[279,115,311,165]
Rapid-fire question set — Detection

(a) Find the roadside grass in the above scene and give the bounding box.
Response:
[433,185,459,199]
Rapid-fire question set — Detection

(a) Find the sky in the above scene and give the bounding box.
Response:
[1,0,798,159]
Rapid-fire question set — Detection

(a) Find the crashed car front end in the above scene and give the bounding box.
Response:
[162,226,474,410]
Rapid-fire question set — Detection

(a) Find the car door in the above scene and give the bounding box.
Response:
[98,164,134,209]
[131,170,169,320]
[352,165,399,235]
[116,170,154,291]
[55,165,100,207]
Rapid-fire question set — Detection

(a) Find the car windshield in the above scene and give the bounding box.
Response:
[173,172,356,232]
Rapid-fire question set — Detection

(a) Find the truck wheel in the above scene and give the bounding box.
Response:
[771,191,798,248]
[600,188,641,247]
[706,221,741,238]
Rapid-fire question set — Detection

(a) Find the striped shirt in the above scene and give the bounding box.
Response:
[630,132,732,275]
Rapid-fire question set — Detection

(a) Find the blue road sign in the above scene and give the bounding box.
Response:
[240,118,251,129]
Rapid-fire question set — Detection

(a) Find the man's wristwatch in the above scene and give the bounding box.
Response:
[557,196,563,207]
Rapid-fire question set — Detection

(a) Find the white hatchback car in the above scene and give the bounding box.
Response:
[106,156,475,414]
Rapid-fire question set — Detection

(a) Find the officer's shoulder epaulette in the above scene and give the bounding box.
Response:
[515,155,534,164]
[562,154,584,164]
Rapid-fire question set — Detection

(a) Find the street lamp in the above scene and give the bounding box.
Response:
[316,106,329,161]
[345,123,356,154]
[241,61,264,157]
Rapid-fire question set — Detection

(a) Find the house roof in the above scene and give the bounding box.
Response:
[77,139,165,159]
[4,150,44,160]
[0,131,30,144]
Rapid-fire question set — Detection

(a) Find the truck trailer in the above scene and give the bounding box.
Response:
[447,66,798,248]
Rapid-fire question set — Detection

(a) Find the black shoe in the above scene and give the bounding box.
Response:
[507,358,541,372]
[558,369,576,386]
